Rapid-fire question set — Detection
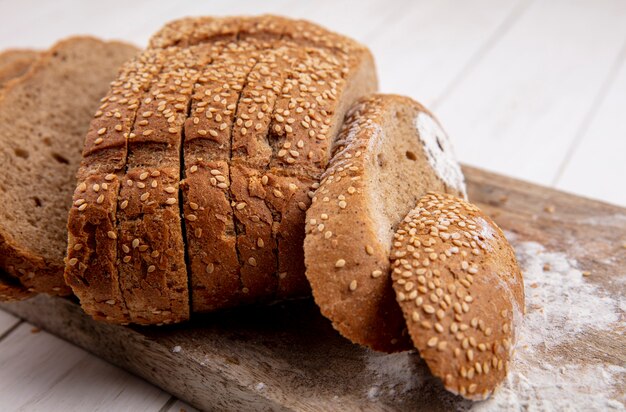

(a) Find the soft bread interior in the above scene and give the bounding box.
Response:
[0,40,135,264]
[364,103,463,249]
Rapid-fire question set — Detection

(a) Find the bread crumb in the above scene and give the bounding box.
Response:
[498,195,509,203]
[543,263,551,271]
[582,271,591,277]
[544,205,556,213]
[172,345,182,353]
[30,327,41,334]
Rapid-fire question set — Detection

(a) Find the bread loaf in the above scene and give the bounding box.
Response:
[65,16,377,323]
[0,37,138,301]
[390,192,524,400]
[304,94,466,352]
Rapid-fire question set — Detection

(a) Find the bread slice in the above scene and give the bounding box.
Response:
[0,37,137,302]
[66,16,376,323]
[304,94,466,352]
[390,193,524,400]
[0,49,39,87]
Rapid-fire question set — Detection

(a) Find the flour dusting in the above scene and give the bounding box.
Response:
[415,112,467,198]
[362,237,624,410]
[474,238,625,411]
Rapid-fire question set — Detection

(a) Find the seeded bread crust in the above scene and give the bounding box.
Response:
[159,16,377,307]
[304,95,466,352]
[0,38,137,302]
[66,50,163,323]
[66,16,376,324]
[0,49,39,87]
[390,193,524,400]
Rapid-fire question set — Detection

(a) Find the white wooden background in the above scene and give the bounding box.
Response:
[1,0,625,410]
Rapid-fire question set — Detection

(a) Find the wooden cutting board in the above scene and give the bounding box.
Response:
[2,166,625,411]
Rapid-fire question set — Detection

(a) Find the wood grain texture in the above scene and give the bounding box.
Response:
[0,309,19,337]
[2,166,624,412]
[0,322,171,411]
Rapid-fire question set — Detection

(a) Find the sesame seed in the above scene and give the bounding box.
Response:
[97,127,106,135]
[147,265,156,273]
[248,257,257,266]
[166,198,177,205]
[68,258,78,266]
[338,200,347,209]
[107,231,117,240]
[335,259,346,268]
[140,192,150,201]
[349,280,357,291]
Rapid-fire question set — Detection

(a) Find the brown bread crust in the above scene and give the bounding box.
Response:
[304,95,466,352]
[0,38,137,302]
[390,193,524,400]
[66,16,376,323]
[66,50,162,322]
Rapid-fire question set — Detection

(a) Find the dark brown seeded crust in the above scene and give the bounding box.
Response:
[390,192,524,400]
[166,18,376,309]
[67,16,376,323]
[0,38,137,302]
[304,95,466,352]
[66,49,162,323]
[0,49,39,87]
[183,40,268,312]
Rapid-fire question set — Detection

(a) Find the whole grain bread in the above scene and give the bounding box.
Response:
[0,49,39,87]
[0,37,137,302]
[304,94,466,352]
[65,16,376,323]
[390,192,524,400]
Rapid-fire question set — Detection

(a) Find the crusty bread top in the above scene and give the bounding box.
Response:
[65,16,377,323]
[0,37,138,297]
[391,192,524,400]
[304,94,466,352]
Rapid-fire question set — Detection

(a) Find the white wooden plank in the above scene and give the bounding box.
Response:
[555,42,626,207]
[0,309,19,336]
[166,399,200,412]
[434,0,626,187]
[367,0,527,105]
[0,323,169,411]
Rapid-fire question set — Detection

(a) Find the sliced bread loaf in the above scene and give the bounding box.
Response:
[0,38,137,301]
[304,94,466,352]
[65,16,376,324]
